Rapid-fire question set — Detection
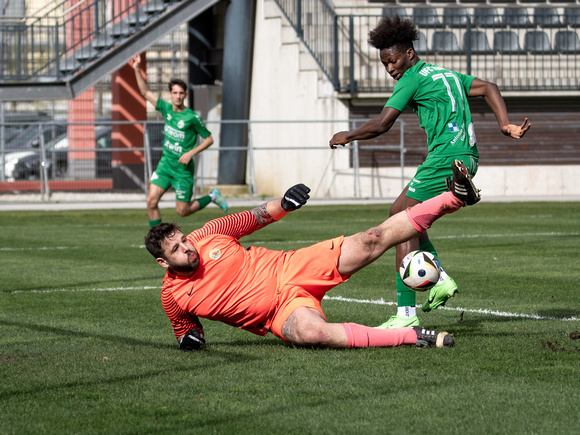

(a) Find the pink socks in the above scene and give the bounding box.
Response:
[342,323,417,348]
[405,191,464,233]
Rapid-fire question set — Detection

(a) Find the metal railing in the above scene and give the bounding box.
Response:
[274,1,580,93]
[0,0,176,81]
[0,119,406,201]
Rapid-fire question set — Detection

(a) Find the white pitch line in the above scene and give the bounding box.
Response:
[323,295,580,322]
[1,286,577,322]
[3,286,158,295]
[0,246,79,251]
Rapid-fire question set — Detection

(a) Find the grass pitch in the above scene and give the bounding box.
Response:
[1,201,579,434]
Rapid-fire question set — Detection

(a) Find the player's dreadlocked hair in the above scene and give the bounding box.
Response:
[368,15,418,52]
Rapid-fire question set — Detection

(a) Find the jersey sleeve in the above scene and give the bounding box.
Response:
[191,112,211,139]
[189,210,260,243]
[156,98,171,117]
[457,72,476,96]
[385,73,420,112]
[161,286,204,338]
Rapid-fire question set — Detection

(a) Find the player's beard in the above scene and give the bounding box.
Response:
[167,251,199,274]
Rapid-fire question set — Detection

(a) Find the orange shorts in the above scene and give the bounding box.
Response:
[269,236,349,341]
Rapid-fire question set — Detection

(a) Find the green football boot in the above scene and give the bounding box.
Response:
[422,275,458,312]
[210,188,228,212]
[376,314,419,329]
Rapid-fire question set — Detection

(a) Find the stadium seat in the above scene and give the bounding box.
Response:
[494,30,524,54]
[443,8,470,28]
[564,8,580,28]
[414,31,432,55]
[412,9,444,28]
[473,8,503,28]
[524,30,554,54]
[381,8,409,19]
[464,30,494,54]
[554,30,580,54]
[432,31,463,54]
[503,8,535,28]
[533,8,564,28]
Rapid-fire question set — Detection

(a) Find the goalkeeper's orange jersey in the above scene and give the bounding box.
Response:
[161,211,286,338]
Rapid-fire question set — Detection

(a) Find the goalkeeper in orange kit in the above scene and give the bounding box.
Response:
[145,160,480,351]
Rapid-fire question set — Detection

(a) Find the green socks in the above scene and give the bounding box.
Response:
[149,218,162,228]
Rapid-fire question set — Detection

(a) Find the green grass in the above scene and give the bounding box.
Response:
[1,202,579,434]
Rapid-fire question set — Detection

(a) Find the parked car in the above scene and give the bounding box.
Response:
[0,112,54,149]
[1,131,68,180]
[1,123,164,181]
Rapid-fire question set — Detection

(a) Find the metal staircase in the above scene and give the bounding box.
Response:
[0,0,220,101]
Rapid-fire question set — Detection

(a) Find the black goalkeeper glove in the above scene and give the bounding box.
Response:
[281,184,311,211]
[179,329,205,351]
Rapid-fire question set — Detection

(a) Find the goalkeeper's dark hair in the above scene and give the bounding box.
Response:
[145,222,181,259]
[168,78,187,92]
[368,15,418,52]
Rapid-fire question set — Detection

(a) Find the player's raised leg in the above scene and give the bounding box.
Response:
[337,189,467,277]
[422,159,481,312]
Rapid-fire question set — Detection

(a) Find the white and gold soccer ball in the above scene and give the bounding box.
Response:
[399,250,440,291]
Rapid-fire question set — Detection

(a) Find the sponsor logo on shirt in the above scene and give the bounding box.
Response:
[448,122,459,132]
[209,248,222,260]
[177,120,185,129]
[164,141,183,155]
[164,125,185,141]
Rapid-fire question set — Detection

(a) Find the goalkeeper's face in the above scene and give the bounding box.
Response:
[157,230,199,275]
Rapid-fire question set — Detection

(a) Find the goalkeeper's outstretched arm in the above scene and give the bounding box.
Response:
[253,184,311,228]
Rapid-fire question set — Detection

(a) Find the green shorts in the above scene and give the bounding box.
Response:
[406,154,478,202]
[150,157,195,203]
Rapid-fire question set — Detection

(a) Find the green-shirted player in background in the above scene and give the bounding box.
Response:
[329,15,530,329]
[132,53,228,228]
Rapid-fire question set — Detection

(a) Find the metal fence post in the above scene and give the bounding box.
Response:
[143,121,152,197]
[39,123,50,200]
[247,121,256,199]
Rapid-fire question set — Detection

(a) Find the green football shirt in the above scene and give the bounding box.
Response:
[385,60,479,158]
[155,99,211,172]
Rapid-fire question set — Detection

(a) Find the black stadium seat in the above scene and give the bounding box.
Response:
[432,31,462,54]
[504,8,535,28]
[473,8,503,28]
[554,30,580,54]
[443,8,470,28]
[494,30,524,54]
[564,8,580,28]
[414,31,433,55]
[524,30,554,54]
[464,31,494,54]
[534,8,564,28]
[412,9,444,28]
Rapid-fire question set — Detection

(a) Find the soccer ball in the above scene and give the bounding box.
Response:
[399,250,440,291]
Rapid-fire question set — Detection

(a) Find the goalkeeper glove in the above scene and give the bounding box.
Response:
[179,329,205,351]
[281,184,311,211]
